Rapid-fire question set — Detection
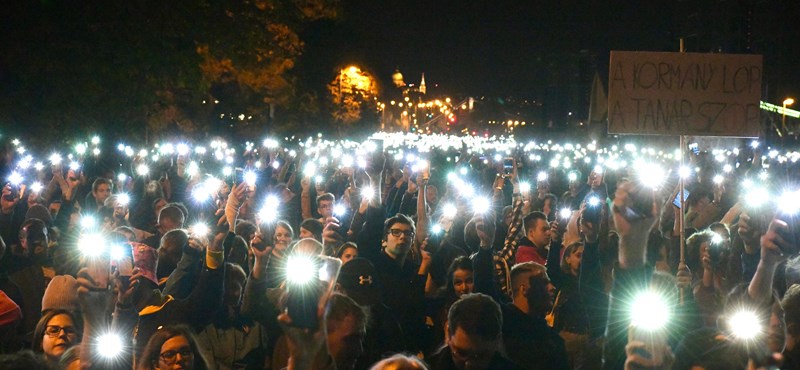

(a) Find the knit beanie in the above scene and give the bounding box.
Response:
[42,275,80,313]
[0,291,22,327]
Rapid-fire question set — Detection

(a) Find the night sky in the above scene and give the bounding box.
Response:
[298,0,800,103]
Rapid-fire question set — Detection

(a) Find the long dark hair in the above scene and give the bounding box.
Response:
[137,325,210,370]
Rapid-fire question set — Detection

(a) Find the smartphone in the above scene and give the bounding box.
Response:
[583,193,603,225]
[112,243,135,277]
[672,189,691,209]
[234,167,245,184]
[2,184,18,201]
[285,255,342,329]
[628,326,668,363]
[503,158,514,175]
[87,254,111,290]
[131,242,158,285]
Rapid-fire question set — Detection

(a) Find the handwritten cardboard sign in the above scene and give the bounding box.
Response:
[608,51,762,137]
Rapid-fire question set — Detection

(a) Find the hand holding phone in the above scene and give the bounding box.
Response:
[285,255,342,329]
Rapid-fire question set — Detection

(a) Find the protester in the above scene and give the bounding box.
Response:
[1,133,799,370]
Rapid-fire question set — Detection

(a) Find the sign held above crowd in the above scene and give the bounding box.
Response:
[608,51,762,137]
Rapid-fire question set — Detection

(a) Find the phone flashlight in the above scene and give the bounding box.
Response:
[97,332,125,359]
[136,164,149,176]
[442,203,458,218]
[519,181,531,194]
[244,171,257,186]
[537,171,548,182]
[630,291,671,331]
[472,197,491,214]
[79,233,106,257]
[559,208,572,220]
[191,223,210,238]
[728,310,762,340]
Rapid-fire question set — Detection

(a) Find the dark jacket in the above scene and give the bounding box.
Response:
[427,345,522,370]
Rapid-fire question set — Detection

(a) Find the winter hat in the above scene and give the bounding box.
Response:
[0,291,22,327]
[337,257,381,306]
[301,218,324,241]
[25,204,53,227]
[42,275,80,313]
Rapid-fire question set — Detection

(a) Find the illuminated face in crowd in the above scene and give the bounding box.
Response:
[93,183,112,205]
[299,227,316,241]
[339,246,358,264]
[383,222,414,259]
[452,269,474,298]
[42,314,78,362]
[527,218,551,249]
[273,225,293,252]
[327,314,366,370]
[156,335,194,370]
[318,199,334,219]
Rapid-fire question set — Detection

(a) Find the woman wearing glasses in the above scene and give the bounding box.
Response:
[138,325,210,370]
[32,309,83,365]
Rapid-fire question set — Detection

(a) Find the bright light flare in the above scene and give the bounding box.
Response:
[49,153,62,165]
[117,193,130,206]
[286,256,316,285]
[136,164,149,176]
[361,187,375,201]
[333,204,347,217]
[431,224,443,234]
[630,291,671,331]
[30,182,43,193]
[472,196,491,214]
[713,175,724,185]
[96,333,125,359]
[7,171,23,186]
[80,216,97,229]
[778,190,800,215]
[537,171,548,182]
[568,172,578,182]
[244,171,257,186]
[442,203,458,218]
[259,195,280,223]
[746,187,770,208]
[587,196,601,207]
[679,166,692,179]
[79,233,106,257]
[191,223,210,238]
[559,208,572,220]
[634,161,665,189]
[519,181,531,193]
[729,310,762,340]
[109,244,126,261]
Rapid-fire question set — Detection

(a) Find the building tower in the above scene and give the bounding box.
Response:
[419,73,427,95]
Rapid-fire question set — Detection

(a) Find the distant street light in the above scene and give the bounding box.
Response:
[783,97,795,133]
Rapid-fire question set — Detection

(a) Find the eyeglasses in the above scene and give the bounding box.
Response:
[389,229,414,237]
[159,348,194,364]
[44,325,77,338]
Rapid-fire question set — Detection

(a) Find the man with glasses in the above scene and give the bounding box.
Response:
[361,213,429,352]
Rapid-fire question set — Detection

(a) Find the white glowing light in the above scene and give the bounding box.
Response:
[519,182,531,193]
[244,171,257,186]
[472,197,491,214]
[442,203,458,218]
[568,172,578,182]
[713,175,724,185]
[34,162,44,171]
[679,166,692,179]
[222,167,232,176]
[91,136,100,145]
[75,143,87,155]
[631,161,664,189]
[778,190,800,215]
[459,167,468,176]
[117,193,130,206]
[263,138,279,148]
[272,161,280,170]
[191,223,210,238]
[92,148,101,156]
[96,333,124,359]
[304,162,316,177]
[333,204,347,217]
[7,171,23,186]
[259,195,280,223]
[747,187,770,208]
[286,256,316,285]
[30,182,43,193]
[537,171,548,182]
[587,196,601,207]
[80,216,96,229]
[136,164,149,176]
[593,165,604,174]
[49,153,62,165]
[176,143,190,156]
[729,311,762,340]
[560,208,572,220]
[69,161,80,171]
[79,233,106,257]
[711,233,724,245]
[630,291,671,331]
[109,244,126,261]
[117,173,128,182]
[431,224,443,234]
[361,187,375,200]
[750,140,759,149]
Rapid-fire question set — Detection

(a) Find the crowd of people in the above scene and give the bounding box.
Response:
[0,133,798,370]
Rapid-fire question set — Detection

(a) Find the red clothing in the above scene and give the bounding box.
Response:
[515,242,547,266]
